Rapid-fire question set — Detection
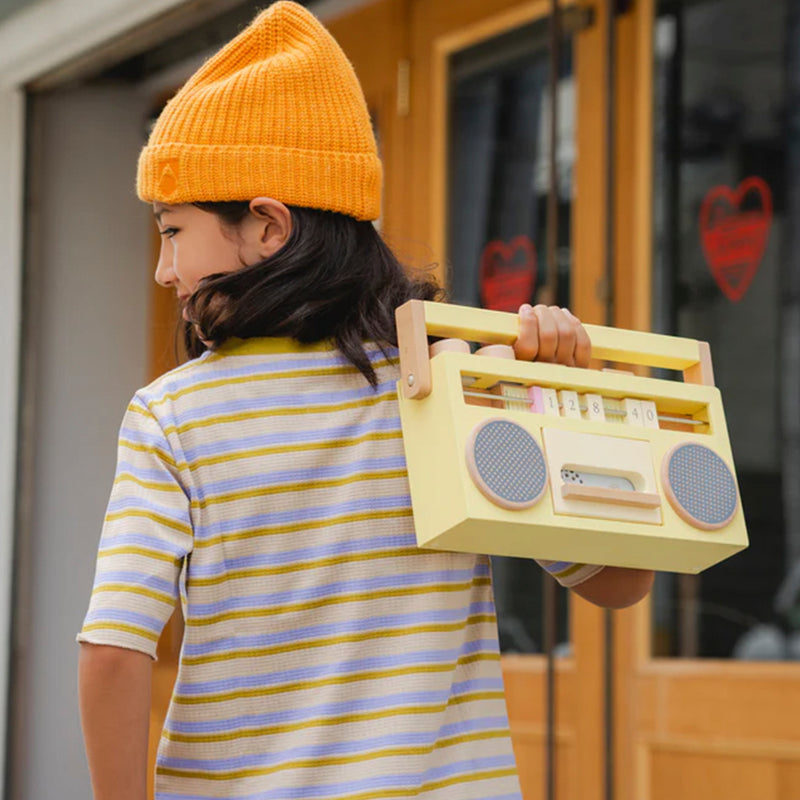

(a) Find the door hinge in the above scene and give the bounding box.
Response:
[561,5,596,33]
[397,59,410,117]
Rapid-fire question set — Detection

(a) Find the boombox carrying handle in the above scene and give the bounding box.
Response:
[395,300,715,400]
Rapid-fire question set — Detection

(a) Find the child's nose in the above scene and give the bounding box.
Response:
[154,240,175,287]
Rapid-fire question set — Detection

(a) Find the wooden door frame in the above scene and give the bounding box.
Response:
[327,0,412,241]
[612,1,655,794]
[413,2,625,798]
[414,1,668,797]
[571,5,629,795]
[425,0,577,283]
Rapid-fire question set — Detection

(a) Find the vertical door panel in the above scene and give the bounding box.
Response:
[410,2,610,798]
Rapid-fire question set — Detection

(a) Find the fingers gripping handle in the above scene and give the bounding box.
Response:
[395,300,715,400]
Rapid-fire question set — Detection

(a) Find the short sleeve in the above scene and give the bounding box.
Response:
[77,396,193,659]
[535,559,605,588]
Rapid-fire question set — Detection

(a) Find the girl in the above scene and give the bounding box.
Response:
[78,4,653,800]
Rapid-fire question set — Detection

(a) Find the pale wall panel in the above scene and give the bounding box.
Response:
[9,84,152,800]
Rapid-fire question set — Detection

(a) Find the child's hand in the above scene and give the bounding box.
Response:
[513,303,591,368]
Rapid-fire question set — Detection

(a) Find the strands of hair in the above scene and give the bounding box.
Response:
[183,203,444,387]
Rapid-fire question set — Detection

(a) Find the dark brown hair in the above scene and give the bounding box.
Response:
[183,202,443,387]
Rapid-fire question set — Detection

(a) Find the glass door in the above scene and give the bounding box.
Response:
[593,2,800,799]
[408,2,623,798]
[447,18,574,313]
[445,12,576,659]
[652,0,800,664]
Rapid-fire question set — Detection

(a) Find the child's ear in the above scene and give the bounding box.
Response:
[247,197,293,259]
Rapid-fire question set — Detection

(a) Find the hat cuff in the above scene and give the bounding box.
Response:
[137,144,382,222]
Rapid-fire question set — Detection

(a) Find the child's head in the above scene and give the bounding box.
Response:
[138,1,439,384]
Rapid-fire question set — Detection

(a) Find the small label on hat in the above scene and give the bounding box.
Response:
[158,159,180,197]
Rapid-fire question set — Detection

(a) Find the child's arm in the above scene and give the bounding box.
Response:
[513,303,655,609]
[79,643,151,800]
[77,394,192,795]
[568,566,654,609]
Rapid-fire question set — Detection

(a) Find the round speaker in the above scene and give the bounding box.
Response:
[662,442,738,530]
[466,418,548,510]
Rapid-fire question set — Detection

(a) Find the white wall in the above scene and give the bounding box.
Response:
[0,0,38,24]
[8,85,152,800]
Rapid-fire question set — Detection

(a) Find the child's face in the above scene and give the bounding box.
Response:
[153,203,247,316]
[153,199,293,319]
[153,203,245,316]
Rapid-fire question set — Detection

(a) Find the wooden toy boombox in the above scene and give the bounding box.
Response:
[395,300,748,574]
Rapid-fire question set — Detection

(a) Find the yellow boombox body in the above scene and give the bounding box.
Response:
[395,301,748,574]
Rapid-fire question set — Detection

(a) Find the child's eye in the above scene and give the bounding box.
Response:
[159,227,179,238]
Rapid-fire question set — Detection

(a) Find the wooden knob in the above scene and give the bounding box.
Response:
[475,344,515,359]
[429,338,470,356]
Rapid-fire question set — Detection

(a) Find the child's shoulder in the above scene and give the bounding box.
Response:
[127,349,241,422]
[133,350,217,407]
[130,337,400,418]
[131,337,372,400]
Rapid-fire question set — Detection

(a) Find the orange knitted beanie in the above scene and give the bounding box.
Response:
[137,1,382,221]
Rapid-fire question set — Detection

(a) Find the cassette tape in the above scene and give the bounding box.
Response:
[395,300,748,574]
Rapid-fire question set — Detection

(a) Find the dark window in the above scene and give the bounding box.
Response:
[447,20,575,653]
[652,0,800,660]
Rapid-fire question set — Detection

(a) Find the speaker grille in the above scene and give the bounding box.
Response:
[663,442,738,530]
[467,419,548,509]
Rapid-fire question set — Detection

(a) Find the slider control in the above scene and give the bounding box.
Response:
[560,468,661,509]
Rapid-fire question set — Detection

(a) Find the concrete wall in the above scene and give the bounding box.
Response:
[0,2,206,788]
[8,85,152,800]
[0,0,38,24]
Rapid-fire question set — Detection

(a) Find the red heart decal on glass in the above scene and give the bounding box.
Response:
[699,177,772,303]
[479,235,536,312]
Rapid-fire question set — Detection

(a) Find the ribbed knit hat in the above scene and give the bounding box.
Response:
[137,1,382,221]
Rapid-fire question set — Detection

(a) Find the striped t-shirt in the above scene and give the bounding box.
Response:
[79,338,527,800]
